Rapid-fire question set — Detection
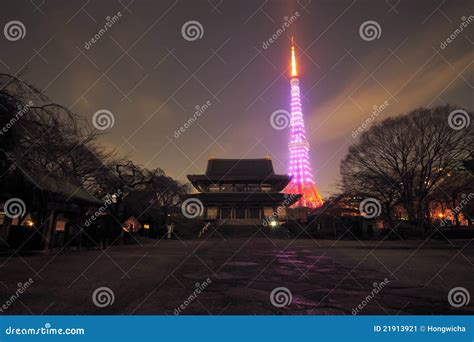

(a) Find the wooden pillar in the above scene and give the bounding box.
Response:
[63,219,72,251]
[43,209,57,252]
[78,226,83,251]
[0,216,12,247]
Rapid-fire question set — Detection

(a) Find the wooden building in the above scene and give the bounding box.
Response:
[186,158,301,225]
[0,167,103,251]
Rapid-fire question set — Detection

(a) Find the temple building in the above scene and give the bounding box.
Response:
[187,158,301,225]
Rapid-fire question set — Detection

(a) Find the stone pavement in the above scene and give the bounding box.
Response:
[0,237,473,315]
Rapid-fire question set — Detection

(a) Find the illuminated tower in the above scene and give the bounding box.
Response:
[285,37,324,208]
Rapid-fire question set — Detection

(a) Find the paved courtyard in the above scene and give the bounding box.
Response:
[1,236,473,315]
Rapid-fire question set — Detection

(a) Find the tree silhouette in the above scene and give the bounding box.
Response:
[341,105,473,233]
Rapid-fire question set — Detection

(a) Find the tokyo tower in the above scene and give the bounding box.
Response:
[285,37,324,208]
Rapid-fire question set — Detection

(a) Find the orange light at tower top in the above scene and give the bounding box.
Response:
[290,36,298,77]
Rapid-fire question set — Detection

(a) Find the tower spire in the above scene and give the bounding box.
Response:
[290,36,298,77]
[285,37,324,208]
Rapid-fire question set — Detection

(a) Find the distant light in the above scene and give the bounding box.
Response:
[270,220,278,227]
[26,220,34,227]
[144,224,150,229]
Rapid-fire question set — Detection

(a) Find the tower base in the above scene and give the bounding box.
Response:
[285,182,324,209]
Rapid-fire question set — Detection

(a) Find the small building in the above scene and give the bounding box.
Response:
[0,166,103,250]
[187,158,301,225]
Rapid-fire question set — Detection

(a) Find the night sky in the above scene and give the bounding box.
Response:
[1,0,472,196]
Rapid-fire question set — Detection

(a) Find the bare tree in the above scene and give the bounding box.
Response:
[341,105,473,234]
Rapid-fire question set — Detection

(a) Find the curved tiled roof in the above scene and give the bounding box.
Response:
[206,158,274,177]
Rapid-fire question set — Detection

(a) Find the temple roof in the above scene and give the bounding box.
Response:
[2,153,103,206]
[187,158,292,190]
[22,170,103,206]
[206,158,274,178]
